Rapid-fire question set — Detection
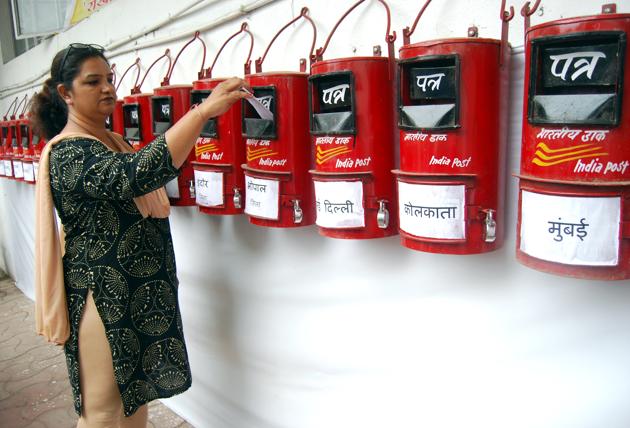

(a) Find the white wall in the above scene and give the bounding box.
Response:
[1,1,630,427]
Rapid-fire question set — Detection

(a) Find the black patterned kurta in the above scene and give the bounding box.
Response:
[49,135,191,417]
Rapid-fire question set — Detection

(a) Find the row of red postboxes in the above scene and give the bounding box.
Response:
[0,95,45,185]
[1,1,628,281]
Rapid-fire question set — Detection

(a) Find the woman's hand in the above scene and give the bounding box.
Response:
[198,77,250,119]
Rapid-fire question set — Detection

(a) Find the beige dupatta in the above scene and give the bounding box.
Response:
[34,131,171,344]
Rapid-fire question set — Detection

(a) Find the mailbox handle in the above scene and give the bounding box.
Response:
[14,94,28,120]
[402,0,432,45]
[520,0,541,35]
[3,97,19,121]
[206,22,254,78]
[115,57,140,93]
[165,31,207,84]
[315,0,396,62]
[134,49,172,94]
[255,7,316,73]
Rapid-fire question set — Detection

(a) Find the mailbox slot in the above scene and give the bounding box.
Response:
[309,71,356,135]
[123,104,141,141]
[399,54,460,130]
[191,90,218,138]
[20,124,29,150]
[528,31,625,126]
[151,96,173,135]
[242,86,276,139]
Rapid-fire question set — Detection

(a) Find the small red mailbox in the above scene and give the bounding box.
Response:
[32,131,46,182]
[516,2,630,280]
[309,0,397,239]
[107,60,139,135]
[394,0,513,254]
[152,33,206,206]
[123,50,171,151]
[191,23,253,216]
[242,8,316,227]
[9,95,29,182]
[19,115,35,184]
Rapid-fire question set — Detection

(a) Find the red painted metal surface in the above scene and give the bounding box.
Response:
[243,72,315,227]
[516,10,630,279]
[190,77,245,215]
[18,116,35,184]
[308,0,398,239]
[152,84,194,206]
[396,38,510,254]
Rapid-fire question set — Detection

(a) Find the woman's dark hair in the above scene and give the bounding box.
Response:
[30,45,109,139]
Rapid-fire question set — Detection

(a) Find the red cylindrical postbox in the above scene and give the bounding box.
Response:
[393,0,513,254]
[19,115,35,184]
[123,51,171,151]
[241,8,316,228]
[516,3,630,280]
[152,33,207,207]
[190,23,252,216]
[309,0,398,239]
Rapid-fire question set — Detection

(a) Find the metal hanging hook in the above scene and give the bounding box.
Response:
[255,7,317,73]
[14,94,28,118]
[315,0,396,61]
[134,49,172,94]
[111,63,117,87]
[4,97,19,119]
[115,57,141,92]
[205,22,254,78]
[500,0,515,67]
[402,0,432,45]
[166,30,207,84]
[520,0,541,34]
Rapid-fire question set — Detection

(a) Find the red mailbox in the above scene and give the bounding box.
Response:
[32,130,46,182]
[123,50,171,151]
[9,95,29,182]
[191,23,252,216]
[516,2,630,280]
[1,118,13,179]
[152,32,207,207]
[107,60,139,135]
[241,8,316,227]
[394,0,513,254]
[19,115,35,185]
[309,0,397,239]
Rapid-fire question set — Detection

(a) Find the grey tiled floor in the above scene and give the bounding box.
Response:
[0,272,194,428]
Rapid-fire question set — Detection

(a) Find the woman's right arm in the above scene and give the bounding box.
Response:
[164,77,249,168]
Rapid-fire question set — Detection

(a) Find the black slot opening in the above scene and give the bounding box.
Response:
[309,71,356,135]
[10,126,17,147]
[152,96,173,135]
[528,31,625,126]
[399,55,459,130]
[32,134,40,147]
[191,90,218,138]
[242,86,276,139]
[123,104,141,141]
[20,125,29,149]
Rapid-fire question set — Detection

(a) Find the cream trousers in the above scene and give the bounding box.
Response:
[76,290,148,428]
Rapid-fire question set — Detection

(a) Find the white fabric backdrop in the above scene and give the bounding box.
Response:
[1,1,630,427]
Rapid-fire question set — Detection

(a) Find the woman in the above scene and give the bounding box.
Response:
[30,43,248,427]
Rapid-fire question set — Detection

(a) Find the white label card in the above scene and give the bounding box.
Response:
[194,169,223,207]
[0,160,5,176]
[314,180,365,228]
[13,160,23,178]
[4,160,12,177]
[165,177,180,199]
[244,175,280,219]
[520,191,620,266]
[23,162,34,182]
[398,182,466,239]
[33,161,39,182]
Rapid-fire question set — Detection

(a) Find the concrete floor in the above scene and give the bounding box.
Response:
[0,272,194,428]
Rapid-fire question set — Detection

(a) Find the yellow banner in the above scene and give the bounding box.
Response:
[69,0,113,26]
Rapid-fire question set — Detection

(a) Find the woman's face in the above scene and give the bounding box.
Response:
[65,56,117,120]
